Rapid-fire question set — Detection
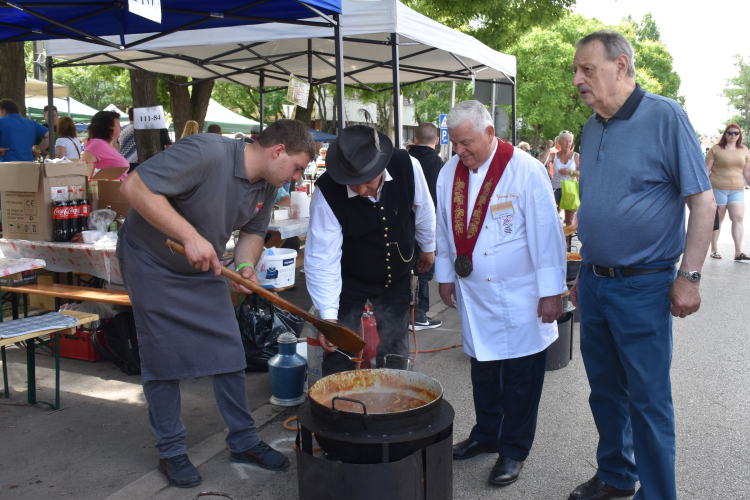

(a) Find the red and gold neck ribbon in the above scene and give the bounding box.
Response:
[451,139,515,263]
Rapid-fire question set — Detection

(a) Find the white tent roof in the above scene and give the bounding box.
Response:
[201,99,261,134]
[46,0,515,88]
[104,104,127,116]
[25,77,69,98]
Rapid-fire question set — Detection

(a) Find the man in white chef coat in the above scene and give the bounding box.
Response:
[435,100,567,486]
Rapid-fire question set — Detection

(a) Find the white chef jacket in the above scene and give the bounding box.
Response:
[305,155,436,320]
[434,143,567,361]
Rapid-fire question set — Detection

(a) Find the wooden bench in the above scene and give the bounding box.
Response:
[1,310,99,410]
[1,283,131,320]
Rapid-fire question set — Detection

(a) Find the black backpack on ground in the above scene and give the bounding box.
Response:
[91,311,141,375]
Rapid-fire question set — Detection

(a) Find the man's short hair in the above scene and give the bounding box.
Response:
[43,105,58,113]
[256,119,315,160]
[415,122,438,144]
[128,107,134,121]
[207,124,222,134]
[0,99,19,114]
[577,30,635,78]
[446,100,493,134]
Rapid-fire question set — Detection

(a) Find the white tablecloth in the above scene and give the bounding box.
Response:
[267,218,309,239]
[0,257,47,277]
[0,239,122,284]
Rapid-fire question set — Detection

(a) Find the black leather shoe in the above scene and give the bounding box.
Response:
[569,476,636,500]
[488,456,523,486]
[452,438,499,460]
[158,454,202,488]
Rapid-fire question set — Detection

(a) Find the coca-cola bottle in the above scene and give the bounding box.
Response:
[79,188,90,232]
[52,189,70,242]
[67,188,80,237]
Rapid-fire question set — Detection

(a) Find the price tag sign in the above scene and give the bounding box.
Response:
[129,0,162,24]
[133,106,167,130]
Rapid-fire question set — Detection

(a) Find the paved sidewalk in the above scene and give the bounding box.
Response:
[1,223,749,499]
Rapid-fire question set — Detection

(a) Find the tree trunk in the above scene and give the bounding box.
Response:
[294,87,315,128]
[190,80,214,132]
[0,42,27,117]
[129,69,161,164]
[168,75,190,139]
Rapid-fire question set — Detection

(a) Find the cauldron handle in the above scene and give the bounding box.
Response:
[331,396,368,415]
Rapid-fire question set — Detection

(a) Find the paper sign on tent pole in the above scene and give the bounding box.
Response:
[286,75,310,108]
[129,0,162,24]
[133,106,167,130]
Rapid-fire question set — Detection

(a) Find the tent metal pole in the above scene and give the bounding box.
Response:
[490,78,496,133]
[333,13,345,134]
[46,56,56,159]
[391,32,401,148]
[512,79,517,146]
[259,70,265,132]
[450,81,456,108]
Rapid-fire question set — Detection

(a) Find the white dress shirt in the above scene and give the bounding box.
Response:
[434,144,567,361]
[305,155,436,320]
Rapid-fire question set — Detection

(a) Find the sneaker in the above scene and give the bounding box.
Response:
[157,454,202,488]
[230,441,290,471]
[412,317,442,331]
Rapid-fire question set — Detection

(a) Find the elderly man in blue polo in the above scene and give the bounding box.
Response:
[568,30,715,500]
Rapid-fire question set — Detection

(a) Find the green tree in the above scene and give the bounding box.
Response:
[53,65,132,111]
[507,13,684,148]
[404,0,575,51]
[722,56,750,135]
[212,81,287,124]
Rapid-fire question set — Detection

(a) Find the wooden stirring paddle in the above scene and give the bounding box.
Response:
[165,239,366,354]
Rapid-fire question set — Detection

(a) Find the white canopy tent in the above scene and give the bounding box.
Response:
[25,77,69,98]
[46,0,518,145]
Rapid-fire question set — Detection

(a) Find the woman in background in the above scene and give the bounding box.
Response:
[80,111,129,181]
[541,130,579,225]
[181,120,199,139]
[706,123,750,260]
[55,116,83,160]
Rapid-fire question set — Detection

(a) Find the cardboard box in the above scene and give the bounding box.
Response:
[0,270,38,287]
[96,180,131,221]
[0,161,89,241]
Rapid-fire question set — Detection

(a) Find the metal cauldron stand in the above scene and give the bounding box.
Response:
[295,399,454,500]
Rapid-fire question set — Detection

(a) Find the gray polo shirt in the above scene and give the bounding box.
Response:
[119,134,276,274]
[577,85,711,268]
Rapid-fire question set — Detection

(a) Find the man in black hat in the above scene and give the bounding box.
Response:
[305,125,436,374]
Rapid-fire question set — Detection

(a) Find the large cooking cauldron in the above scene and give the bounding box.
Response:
[307,369,447,463]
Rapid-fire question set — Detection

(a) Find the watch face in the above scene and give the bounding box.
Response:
[690,272,701,282]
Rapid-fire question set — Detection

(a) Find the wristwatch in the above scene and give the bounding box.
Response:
[677,270,701,282]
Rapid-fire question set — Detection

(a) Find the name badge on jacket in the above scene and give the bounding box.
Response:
[491,201,515,235]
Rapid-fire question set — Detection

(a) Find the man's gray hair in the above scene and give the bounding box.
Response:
[446,100,494,133]
[577,30,635,78]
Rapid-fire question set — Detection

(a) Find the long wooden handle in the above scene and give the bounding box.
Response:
[164,239,366,353]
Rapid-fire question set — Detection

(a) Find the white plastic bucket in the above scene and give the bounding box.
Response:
[256,247,297,289]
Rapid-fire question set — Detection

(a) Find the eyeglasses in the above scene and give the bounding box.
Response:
[726,131,740,136]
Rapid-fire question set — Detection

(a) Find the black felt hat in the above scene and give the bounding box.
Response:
[325,125,393,185]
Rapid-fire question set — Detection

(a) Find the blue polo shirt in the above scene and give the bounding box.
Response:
[0,113,48,162]
[577,84,711,268]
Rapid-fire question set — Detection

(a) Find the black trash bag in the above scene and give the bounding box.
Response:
[235,296,296,371]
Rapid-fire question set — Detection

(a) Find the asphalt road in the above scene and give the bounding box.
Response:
[1,216,749,499]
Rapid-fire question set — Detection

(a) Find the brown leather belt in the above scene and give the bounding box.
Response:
[589,265,672,278]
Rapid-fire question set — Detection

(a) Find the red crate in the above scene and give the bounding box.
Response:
[53,327,102,362]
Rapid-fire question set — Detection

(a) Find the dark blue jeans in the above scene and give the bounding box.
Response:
[578,264,677,500]
[468,350,547,462]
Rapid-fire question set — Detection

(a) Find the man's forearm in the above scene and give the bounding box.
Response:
[38,136,49,154]
[121,171,200,244]
[234,232,265,268]
[682,189,716,272]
